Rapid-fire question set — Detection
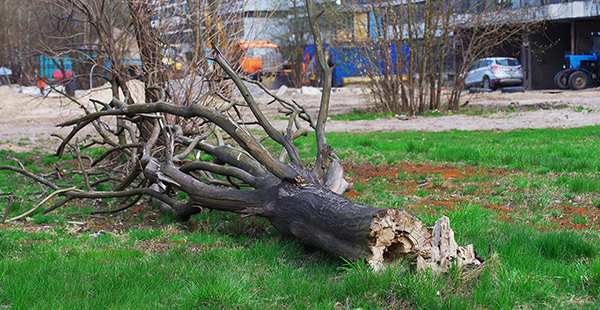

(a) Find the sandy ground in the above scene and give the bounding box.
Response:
[270,87,600,133]
[1,82,600,153]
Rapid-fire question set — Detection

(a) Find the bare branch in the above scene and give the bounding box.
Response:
[241,77,316,129]
[211,48,304,170]
[179,161,258,188]
[0,166,60,190]
[8,187,81,222]
[2,196,15,224]
[61,100,299,181]
[91,143,142,167]
[77,194,143,215]
[306,0,333,180]
[74,139,91,191]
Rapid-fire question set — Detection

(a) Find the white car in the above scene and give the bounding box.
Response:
[464,57,523,90]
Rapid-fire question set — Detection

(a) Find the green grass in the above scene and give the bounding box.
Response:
[329,108,395,121]
[288,126,600,175]
[2,206,599,309]
[3,126,600,308]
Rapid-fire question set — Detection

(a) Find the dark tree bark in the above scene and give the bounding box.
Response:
[152,160,377,260]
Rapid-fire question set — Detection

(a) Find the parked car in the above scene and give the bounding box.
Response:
[464,57,523,90]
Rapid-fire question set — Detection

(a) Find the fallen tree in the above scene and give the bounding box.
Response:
[1,0,481,271]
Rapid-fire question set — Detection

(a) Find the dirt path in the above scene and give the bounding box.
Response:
[1,83,599,153]
[270,87,600,132]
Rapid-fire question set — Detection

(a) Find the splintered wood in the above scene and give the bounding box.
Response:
[367,209,481,272]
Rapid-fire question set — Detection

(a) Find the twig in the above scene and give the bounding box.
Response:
[114,167,142,191]
[15,159,25,170]
[89,177,115,187]
[0,165,60,190]
[7,187,81,222]
[316,9,325,19]
[242,77,315,129]
[75,138,91,191]
[2,196,15,224]
[91,143,142,166]
[74,194,143,215]
[35,72,91,114]
[40,197,75,215]
[55,118,96,159]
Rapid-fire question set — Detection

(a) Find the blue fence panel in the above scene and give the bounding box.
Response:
[39,55,73,80]
[304,43,409,87]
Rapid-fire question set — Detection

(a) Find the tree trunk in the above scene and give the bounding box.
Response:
[262,182,377,261]
[151,162,482,270]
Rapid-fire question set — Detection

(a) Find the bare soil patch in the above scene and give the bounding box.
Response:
[342,161,599,231]
[1,83,600,153]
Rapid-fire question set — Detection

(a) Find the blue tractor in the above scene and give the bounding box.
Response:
[554,55,599,90]
[554,33,600,90]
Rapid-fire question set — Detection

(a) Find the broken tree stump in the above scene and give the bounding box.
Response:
[368,208,482,271]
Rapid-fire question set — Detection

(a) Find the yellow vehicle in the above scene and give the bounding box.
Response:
[162,57,182,71]
[161,45,184,71]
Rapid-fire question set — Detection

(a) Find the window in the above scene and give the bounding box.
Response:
[246,47,278,58]
[495,58,520,66]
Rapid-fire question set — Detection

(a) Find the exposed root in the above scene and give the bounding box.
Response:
[368,208,482,272]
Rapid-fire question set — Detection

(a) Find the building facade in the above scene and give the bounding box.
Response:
[153,0,600,90]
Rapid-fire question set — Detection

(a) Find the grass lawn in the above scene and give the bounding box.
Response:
[2,126,600,309]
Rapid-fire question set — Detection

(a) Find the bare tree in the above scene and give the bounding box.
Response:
[347,0,454,115]
[37,0,139,99]
[0,0,52,85]
[1,0,481,271]
[446,4,541,111]
[350,0,539,114]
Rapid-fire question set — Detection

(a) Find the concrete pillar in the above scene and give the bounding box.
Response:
[522,34,531,90]
[571,20,576,55]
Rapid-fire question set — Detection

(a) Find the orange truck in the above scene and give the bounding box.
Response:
[231,40,286,79]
